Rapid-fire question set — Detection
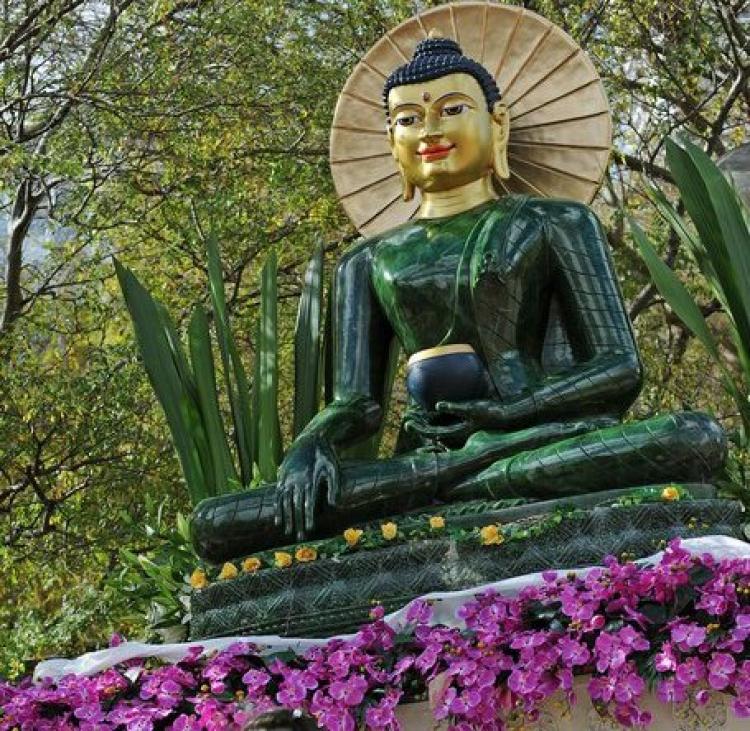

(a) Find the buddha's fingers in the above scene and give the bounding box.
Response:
[435,400,481,418]
[406,416,474,441]
[314,451,337,512]
[294,483,307,543]
[307,466,324,534]
[275,484,286,532]
[282,484,295,537]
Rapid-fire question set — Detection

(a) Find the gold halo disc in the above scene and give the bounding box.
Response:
[330,2,612,236]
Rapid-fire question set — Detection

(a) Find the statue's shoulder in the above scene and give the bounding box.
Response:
[335,232,382,269]
[521,196,603,228]
[338,236,374,265]
[334,227,400,278]
[513,197,609,265]
[482,194,556,231]
[337,218,423,267]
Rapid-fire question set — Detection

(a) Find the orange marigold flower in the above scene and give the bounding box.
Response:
[381,522,398,540]
[661,485,681,502]
[218,562,239,580]
[274,551,293,569]
[429,516,445,530]
[480,524,504,546]
[189,568,209,590]
[343,528,363,547]
[242,557,262,573]
[295,546,318,563]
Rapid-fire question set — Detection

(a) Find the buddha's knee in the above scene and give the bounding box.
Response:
[191,497,230,563]
[191,486,278,562]
[661,411,727,471]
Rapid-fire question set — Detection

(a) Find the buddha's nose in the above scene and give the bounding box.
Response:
[420,113,442,139]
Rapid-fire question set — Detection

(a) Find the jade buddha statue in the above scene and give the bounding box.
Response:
[191,38,725,563]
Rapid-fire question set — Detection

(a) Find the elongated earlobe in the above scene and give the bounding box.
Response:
[491,102,510,180]
[399,165,415,201]
[389,127,415,201]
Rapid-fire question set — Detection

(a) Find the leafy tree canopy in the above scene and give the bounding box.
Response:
[0,0,747,672]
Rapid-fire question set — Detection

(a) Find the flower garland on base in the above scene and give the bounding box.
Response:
[190,485,692,588]
[4,539,750,730]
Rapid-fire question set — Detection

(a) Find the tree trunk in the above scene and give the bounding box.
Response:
[1,179,42,334]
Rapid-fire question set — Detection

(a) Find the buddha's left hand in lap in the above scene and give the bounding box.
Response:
[405,400,512,442]
[437,399,513,428]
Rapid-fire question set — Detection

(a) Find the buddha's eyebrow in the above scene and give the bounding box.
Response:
[434,91,475,105]
[390,91,475,113]
[390,101,423,114]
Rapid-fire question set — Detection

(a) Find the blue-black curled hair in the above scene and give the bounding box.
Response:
[383,37,502,119]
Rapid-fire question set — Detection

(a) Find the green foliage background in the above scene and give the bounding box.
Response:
[0,0,747,675]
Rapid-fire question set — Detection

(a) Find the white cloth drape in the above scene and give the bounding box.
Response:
[34,535,750,682]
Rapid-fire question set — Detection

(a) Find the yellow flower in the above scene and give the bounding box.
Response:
[480,524,505,546]
[274,551,293,568]
[381,522,398,540]
[218,562,238,580]
[429,516,446,530]
[242,557,262,573]
[661,485,681,502]
[8,657,24,681]
[343,528,363,547]
[189,568,208,590]
[295,546,318,563]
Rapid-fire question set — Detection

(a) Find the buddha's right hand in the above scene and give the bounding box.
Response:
[275,433,340,541]
[403,406,475,443]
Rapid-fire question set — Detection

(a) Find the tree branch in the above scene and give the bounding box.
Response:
[616,151,673,184]
[0,179,45,334]
[707,68,750,156]
[0,0,85,65]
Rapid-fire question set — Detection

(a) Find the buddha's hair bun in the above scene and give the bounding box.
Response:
[383,37,502,117]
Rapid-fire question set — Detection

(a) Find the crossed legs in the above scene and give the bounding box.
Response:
[191,412,725,562]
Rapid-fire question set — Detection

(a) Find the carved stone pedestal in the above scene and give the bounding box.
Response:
[190,490,745,640]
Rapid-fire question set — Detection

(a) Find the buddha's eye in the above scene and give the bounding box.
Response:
[442,103,468,117]
[395,114,418,127]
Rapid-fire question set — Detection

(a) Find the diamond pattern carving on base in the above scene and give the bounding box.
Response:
[190,499,746,640]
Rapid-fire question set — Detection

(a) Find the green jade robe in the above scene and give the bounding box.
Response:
[192,196,725,562]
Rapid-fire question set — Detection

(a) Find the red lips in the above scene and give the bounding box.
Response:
[418,144,455,162]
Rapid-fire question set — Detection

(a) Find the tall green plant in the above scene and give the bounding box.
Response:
[294,242,324,437]
[117,239,332,504]
[205,233,255,487]
[257,252,282,482]
[188,307,239,489]
[115,261,212,505]
[630,137,750,437]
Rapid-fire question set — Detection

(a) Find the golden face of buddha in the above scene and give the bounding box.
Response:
[387,73,509,196]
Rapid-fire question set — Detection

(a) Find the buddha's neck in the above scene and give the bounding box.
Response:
[418,175,497,219]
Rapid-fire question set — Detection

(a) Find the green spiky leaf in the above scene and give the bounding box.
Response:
[258,251,282,481]
[188,306,239,492]
[666,138,750,375]
[294,242,324,437]
[114,259,209,505]
[629,215,743,410]
[205,232,254,486]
